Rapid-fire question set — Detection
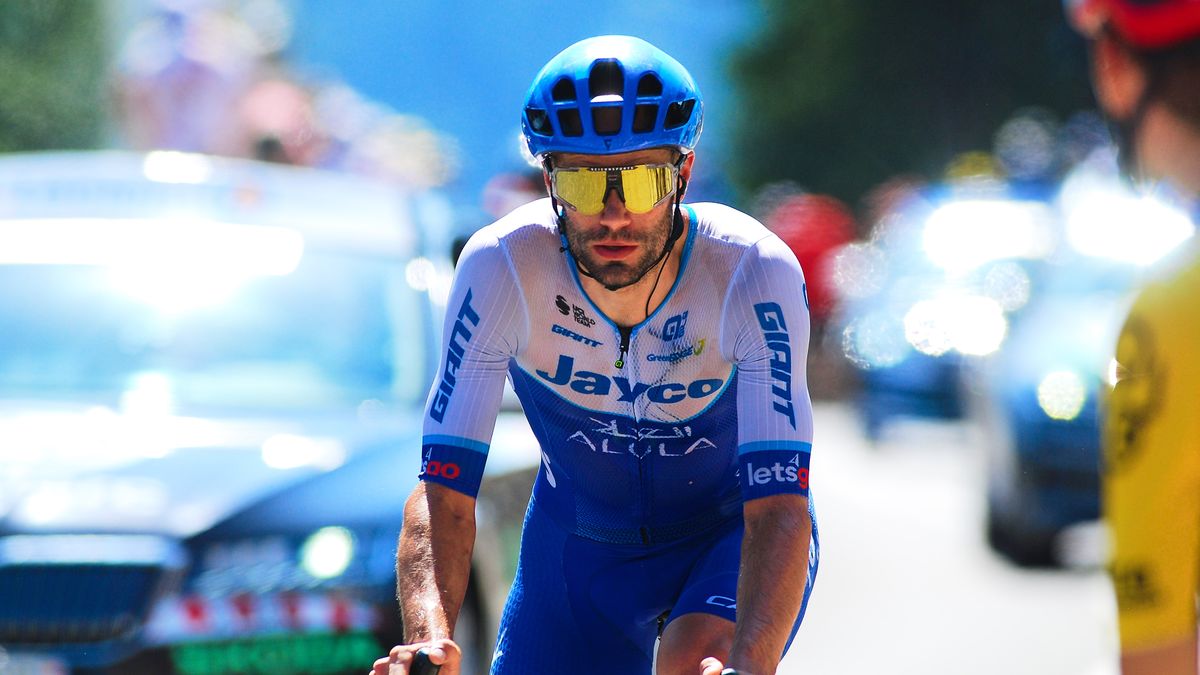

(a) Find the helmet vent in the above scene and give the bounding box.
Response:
[551,78,577,103]
[592,106,622,136]
[632,104,658,133]
[557,108,584,137]
[525,107,553,136]
[664,99,696,130]
[588,59,625,100]
[636,74,662,97]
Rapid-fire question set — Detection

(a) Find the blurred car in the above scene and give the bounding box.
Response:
[0,151,537,674]
[833,180,1057,439]
[967,154,1195,567]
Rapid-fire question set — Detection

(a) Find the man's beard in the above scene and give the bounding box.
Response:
[563,208,673,291]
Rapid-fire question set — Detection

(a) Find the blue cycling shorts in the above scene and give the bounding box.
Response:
[489,497,819,674]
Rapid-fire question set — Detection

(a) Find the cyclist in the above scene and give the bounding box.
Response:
[373,35,818,675]
[1068,1,1200,672]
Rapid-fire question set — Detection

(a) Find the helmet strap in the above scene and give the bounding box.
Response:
[637,157,689,317]
[640,195,687,318]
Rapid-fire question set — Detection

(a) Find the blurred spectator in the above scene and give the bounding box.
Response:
[340,113,460,189]
[993,108,1060,183]
[1056,110,1111,172]
[860,175,926,238]
[481,170,545,221]
[761,191,857,330]
[112,0,461,189]
[1068,0,1200,672]
[237,75,327,165]
[114,0,263,155]
[943,150,1004,184]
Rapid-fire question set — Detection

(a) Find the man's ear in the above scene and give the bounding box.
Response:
[1092,34,1148,120]
[679,152,696,196]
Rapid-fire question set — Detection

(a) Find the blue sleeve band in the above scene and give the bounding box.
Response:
[423,434,490,454]
[739,447,811,501]
[737,440,812,457]
[418,443,488,497]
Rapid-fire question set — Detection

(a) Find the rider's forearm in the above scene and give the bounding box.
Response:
[397,481,477,643]
[727,494,811,674]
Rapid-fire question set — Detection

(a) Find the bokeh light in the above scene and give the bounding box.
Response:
[842,311,909,369]
[831,242,888,300]
[1037,370,1087,421]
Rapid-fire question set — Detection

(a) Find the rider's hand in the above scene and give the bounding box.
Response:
[700,658,751,675]
[371,639,462,675]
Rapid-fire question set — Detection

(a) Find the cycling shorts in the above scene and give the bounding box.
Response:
[489,498,819,674]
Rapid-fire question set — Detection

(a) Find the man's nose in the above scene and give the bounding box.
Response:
[599,186,631,224]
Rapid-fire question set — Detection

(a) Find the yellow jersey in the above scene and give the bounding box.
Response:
[1104,238,1200,650]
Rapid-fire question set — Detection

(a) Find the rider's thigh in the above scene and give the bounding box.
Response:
[492,504,664,674]
[655,611,734,675]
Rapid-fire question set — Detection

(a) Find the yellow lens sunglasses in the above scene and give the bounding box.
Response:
[550,163,679,215]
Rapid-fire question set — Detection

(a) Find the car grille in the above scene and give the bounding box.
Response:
[0,535,186,647]
[0,564,175,644]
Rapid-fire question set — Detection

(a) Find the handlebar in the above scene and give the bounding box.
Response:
[410,648,441,675]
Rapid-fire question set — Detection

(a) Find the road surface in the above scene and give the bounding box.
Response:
[780,403,1118,675]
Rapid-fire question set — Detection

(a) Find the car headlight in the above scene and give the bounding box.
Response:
[1037,370,1088,421]
[1064,191,1193,266]
[192,528,367,597]
[300,526,355,580]
[921,199,1054,273]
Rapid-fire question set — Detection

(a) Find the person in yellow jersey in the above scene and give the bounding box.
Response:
[1068,1,1200,672]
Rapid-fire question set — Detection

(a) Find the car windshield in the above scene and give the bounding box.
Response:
[0,248,421,412]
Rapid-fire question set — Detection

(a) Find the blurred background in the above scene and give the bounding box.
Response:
[1,0,1193,673]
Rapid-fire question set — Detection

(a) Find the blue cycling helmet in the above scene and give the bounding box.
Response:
[522,35,704,158]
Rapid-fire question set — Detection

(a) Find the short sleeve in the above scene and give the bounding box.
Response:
[721,234,814,501]
[419,230,526,497]
[1104,285,1200,650]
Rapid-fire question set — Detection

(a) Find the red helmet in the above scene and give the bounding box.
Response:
[1068,0,1200,49]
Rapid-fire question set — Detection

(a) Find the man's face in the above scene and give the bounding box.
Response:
[551,148,683,291]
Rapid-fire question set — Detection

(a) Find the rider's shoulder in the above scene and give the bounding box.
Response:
[464,198,560,252]
[689,202,772,249]
[688,203,802,282]
[689,202,797,274]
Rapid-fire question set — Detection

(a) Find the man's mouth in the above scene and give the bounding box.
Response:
[593,243,636,260]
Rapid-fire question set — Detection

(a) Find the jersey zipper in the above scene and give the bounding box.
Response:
[615,325,631,369]
[614,324,650,543]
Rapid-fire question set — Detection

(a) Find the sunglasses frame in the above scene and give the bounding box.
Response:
[549,161,680,215]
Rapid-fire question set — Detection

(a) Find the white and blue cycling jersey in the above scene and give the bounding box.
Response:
[419,198,814,545]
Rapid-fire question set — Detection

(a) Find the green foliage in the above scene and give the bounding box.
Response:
[0,1,108,152]
[729,0,1096,206]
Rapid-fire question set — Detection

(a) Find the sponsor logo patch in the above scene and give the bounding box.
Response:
[1111,563,1160,610]
[754,302,796,429]
[537,354,722,404]
[744,453,809,489]
[662,311,689,341]
[555,294,596,328]
[646,339,706,363]
[552,323,602,348]
[568,417,718,458]
[429,290,481,423]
